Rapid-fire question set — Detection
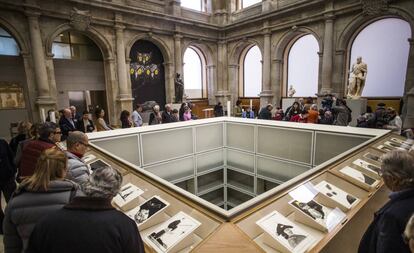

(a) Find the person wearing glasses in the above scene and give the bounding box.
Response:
[359,150,414,253]
[18,122,62,181]
[404,214,414,252]
[65,131,91,184]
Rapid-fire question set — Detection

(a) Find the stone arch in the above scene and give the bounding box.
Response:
[273,27,322,97]
[337,9,414,94]
[0,16,29,54]
[45,23,114,59]
[125,34,172,64]
[182,41,215,67]
[228,38,263,65]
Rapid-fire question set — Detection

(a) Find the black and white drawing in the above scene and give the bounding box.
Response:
[352,159,381,175]
[384,141,410,151]
[377,145,392,152]
[289,199,329,223]
[126,196,169,225]
[340,166,377,186]
[146,211,200,253]
[390,138,413,147]
[256,211,315,253]
[113,183,144,207]
[363,153,381,163]
[88,159,111,171]
[315,181,359,209]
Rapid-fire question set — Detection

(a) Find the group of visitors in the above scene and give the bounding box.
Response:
[0,122,145,252]
[356,103,403,134]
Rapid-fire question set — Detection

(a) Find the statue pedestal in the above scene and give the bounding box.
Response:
[345,98,367,127]
[403,88,414,129]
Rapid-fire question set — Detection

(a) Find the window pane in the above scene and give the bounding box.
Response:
[244,45,262,97]
[287,35,319,97]
[0,28,19,56]
[52,43,71,59]
[242,0,261,8]
[183,47,203,98]
[181,0,202,11]
[350,18,410,97]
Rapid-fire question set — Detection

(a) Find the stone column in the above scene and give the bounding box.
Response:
[26,11,55,116]
[320,15,335,95]
[260,31,273,107]
[174,34,183,76]
[207,64,217,104]
[272,58,282,106]
[216,40,230,104]
[115,22,133,112]
[228,64,239,105]
[402,38,414,128]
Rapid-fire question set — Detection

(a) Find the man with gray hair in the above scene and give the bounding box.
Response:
[65,131,90,184]
[359,150,414,253]
[162,103,173,123]
[28,166,145,253]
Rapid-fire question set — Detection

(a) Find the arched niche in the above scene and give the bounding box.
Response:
[239,44,262,97]
[129,39,166,108]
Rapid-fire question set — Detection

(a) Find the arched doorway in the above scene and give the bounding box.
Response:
[0,26,29,138]
[129,40,166,108]
[349,18,411,97]
[287,34,319,97]
[52,30,107,119]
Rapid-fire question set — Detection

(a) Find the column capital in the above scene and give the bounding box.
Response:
[272,58,282,63]
[174,33,183,40]
[228,64,239,69]
[317,51,323,57]
[163,61,173,66]
[25,10,41,19]
[115,23,126,31]
[207,64,216,69]
[104,57,115,63]
[218,40,227,45]
[335,49,345,55]
[324,13,336,21]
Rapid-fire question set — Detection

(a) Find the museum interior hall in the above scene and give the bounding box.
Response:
[0,0,414,253]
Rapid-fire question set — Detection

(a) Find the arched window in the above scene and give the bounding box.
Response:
[52,31,102,60]
[239,0,262,9]
[287,34,319,97]
[0,27,19,56]
[350,18,411,97]
[181,0,204,12]
[241,45,262,97]
[183,46,207,98]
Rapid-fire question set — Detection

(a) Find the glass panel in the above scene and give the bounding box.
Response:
[197,150,224,174]
[257,126,312,164]
[70,32,92,44]
[175,178,195,194]
[53,32,70,43]
[141,128,193,165]
[288,35,319,97]
[0,27,11,36]
[314,132,370,165]
[52,43,71,59]
[350,18,411,97]
[227,149,254,173]
[242,0,261,8]
[145,157,194,182]
[199,188,223,206]
[91,135,140,166]
[197,170,224,194]
[227,188,253,206]
[257,156,310,182]
[0,37,19,56]
[183,47,203,98]
[227,169,254,194]
[243,45,262,97]
[196,123,223,152]
[257,178,279,195]
[226,123,254,152]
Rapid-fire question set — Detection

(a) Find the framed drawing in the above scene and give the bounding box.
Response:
[256,211,316,253]
[88,159,111,171]
[113,183,144,211]
[0,82,25,109]
[145,211,201,253]
[383,141,410,151]
[352,158,381,178]
[363,153,381,163]
[126,195,169,230]
[376,145,392,152]
[390,138,413,147]
[339,166,379,190]
[315,181,359,210]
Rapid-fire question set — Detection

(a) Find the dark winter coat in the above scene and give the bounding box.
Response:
[27,196,145,253]
[0,139,16,184]
[3,180,78,253]
[18,139,55,178]
[358,188,414,253]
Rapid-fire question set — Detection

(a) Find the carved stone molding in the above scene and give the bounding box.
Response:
[70,8,92,31]
[361,0,394,15]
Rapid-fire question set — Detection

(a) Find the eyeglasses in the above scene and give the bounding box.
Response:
[54,131,62,135]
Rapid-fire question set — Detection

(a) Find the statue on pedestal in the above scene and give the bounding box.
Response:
[347,56,368,99]
[174,73,184,103]
[288,85,296,97]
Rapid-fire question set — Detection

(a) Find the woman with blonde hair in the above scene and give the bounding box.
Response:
[3,148,78,253]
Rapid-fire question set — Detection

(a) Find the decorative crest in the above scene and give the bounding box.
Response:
[361,0,394,15]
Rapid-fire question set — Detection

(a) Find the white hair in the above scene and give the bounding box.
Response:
[81,166,122,198]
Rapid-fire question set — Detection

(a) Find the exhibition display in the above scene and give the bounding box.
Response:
[83,117,411,252]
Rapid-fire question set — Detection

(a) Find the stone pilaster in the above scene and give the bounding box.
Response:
[320,14,335,95]
[174,33,183,76]
[272,58,282,106]
[402,38,414,128]
[260,30,273,107]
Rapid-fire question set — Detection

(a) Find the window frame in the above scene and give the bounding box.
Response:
[183,46,208,99]
[239,44,262,98]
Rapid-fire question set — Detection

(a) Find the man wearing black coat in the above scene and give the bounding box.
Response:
[258,104,273,120]
[358,150,414,253]
[76,111,95,133]
[59,108,76,141]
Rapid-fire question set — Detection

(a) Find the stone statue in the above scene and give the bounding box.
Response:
[288,85,296,97]
[174,73,184,103]
[347,56,368,99]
